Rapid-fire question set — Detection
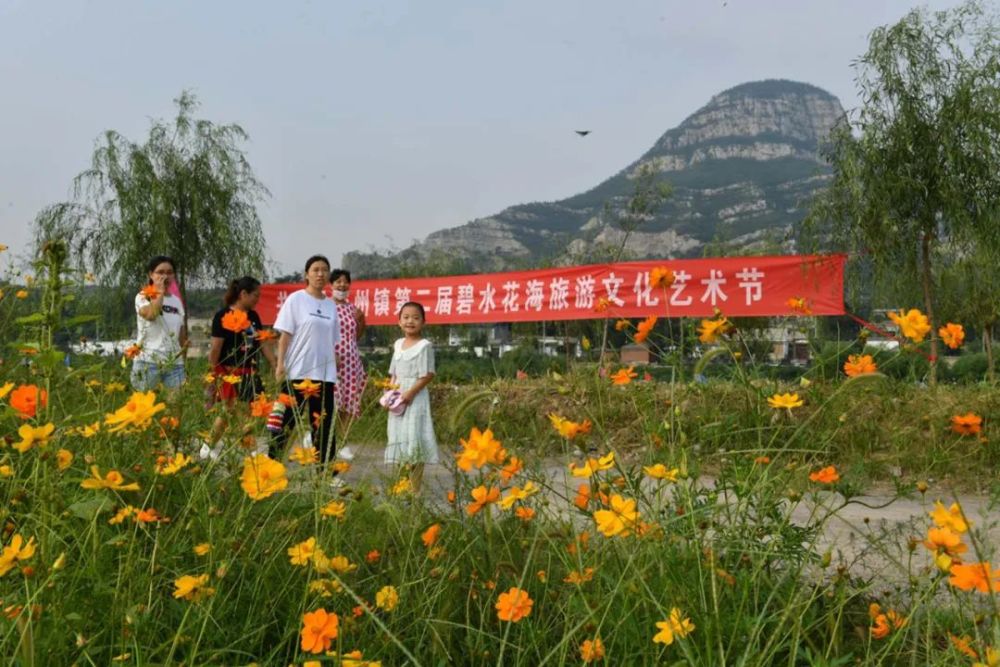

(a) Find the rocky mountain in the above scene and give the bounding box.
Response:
[344,79,844,276]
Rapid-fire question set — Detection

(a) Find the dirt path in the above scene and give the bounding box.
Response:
[326,442,999,578]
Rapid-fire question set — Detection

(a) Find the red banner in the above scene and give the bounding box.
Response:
[258,254,845,326]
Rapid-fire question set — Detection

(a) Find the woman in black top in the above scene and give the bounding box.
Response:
[206,277,277,449]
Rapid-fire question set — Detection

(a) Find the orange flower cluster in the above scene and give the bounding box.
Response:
[808,466,839,484]
[868,603,907,639]
[634,316,657,343]
[455,427,507,472]
[951,412,983,436]
[843,354,877,377]
[888,308,931,343]
[610,366,638,385]
[938,322,965,349]
[548,414,592,440]
[786,296,813,316]
[221,308,251,333]
[495,587,533,622]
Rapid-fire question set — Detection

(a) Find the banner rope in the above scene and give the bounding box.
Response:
[845,311,937,363]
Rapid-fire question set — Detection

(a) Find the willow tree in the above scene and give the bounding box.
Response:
[809,1,1000,383]
[44,91,268,311]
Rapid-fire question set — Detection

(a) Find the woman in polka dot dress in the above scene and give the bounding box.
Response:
[331,269,367,421]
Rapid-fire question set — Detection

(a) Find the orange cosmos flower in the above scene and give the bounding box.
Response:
[808,466,840,484]
[614,318,630,331]
[563,567,595,585]
[366,549,381,564]
[938,322,965,349]
[594,297,611,313]
[9,385,47,419]
[293,379,322,398]
[548,414,592,439]
[515,507,535,521]
[495,587,533,622]
[951,413,983,436]
[868,603,907,639]
[254,328,277,342]
[139,285,160,299]
[221,309,251,332]
[923,526,967,560]
[888,308,931,343]
[787,296,813,316]
[467,486,501,515]
[634,316,657,343]
[843,354,877,377]
[249,393,272,418]
[134,507,161,523]
[500,456,523,483]
[610,366,638,385]
[277,392,297,407]
[124,344,142,359]
[948,561,1000,593]
[580,637,605,663]
[573,483,591,510]
[300,608,339,654]
[650,266,674,289]
[56,449,73,471]
[455,427,506,471]
[422,523,441,547]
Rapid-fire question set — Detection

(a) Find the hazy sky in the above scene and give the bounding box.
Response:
[0,0,966,277]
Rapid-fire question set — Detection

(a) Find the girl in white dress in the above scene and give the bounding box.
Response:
[385,302,439,492]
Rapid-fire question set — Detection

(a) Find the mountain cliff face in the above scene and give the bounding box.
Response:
[343,79,844,276]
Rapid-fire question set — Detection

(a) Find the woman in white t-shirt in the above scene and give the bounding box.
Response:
[272,254,341,463]
[131,255,188,391]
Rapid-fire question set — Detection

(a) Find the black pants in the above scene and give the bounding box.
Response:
[271,379,336,463]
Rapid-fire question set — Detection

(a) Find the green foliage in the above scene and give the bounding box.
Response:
[33,91,268,300]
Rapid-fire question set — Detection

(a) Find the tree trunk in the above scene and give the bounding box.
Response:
[919,230,938,385]
[985,322,995,384]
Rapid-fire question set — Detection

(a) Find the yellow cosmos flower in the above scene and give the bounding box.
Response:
[240,454,288,501]
[104,391,166,433]
[288,537,318,566]
[498,482,539,510]
[375,585,399,612]
[80,465,140,492]
[0,465,12,478]
[156,452,192,475]
[570,451,615,478]
[324,555,357,574]
[103,382,126,393]
[221,374,241,385]
[80,421,101,438]
[15,290,28,299]
[548,414,593,439]
[698,316,730,343]
[767,392,803,410]
[652,607,695,645]
[289,446,319,465]
[643,463,679,481]
[391,477,412,495]
[320,500,347,519]
[888,308,931,343]
[56,449,73,471]
[593,494,639,537]
[0,534,36,577]
[172,574,215,601]
[293,378,322,398]
[193,543,211,556]
[0,382,14,399]
[14,422,55,453]
[930,501,969,533]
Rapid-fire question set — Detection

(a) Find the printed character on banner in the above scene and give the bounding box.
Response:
[525,279,545,311]
[456,284,475,315]
[700,269,728,306]
[478,282,497,313]
[549,277,570,310]
[736,267,765,305]
[634,271,660,307]
[670,270,693,306]
[435,286,454,315]
[602,272,625,307]
[574,275,596,309]
[502,281,521,313]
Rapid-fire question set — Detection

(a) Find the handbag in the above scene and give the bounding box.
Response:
[379,389,407,416]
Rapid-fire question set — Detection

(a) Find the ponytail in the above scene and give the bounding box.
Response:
[223,276,262,306]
